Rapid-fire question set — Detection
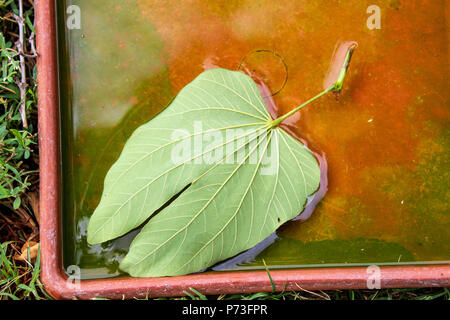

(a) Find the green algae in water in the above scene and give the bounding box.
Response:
[59,0,173,278]
[58,0,450,279]
[243,238,415,268]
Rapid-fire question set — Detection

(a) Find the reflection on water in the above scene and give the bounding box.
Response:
[58,0,449,279]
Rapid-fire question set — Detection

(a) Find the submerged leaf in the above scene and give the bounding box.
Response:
[87,68,320,277]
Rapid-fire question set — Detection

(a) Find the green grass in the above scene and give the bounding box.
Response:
[0,0,448,301]
[157,286,450,301]
[0,241,51,300]
[0,0,38,211]
[0,0,43,301]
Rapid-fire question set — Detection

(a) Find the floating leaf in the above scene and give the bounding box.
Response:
[87,68,321,277]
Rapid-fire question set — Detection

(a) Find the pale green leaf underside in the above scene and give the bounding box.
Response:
[87,68,320,277]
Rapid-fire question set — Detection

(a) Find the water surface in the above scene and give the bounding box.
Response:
[58,0,449,279]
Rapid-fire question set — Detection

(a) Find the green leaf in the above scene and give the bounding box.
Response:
[87,68,320,277]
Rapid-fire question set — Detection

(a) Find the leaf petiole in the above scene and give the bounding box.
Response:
[333,43,357,93]
[270,86,334,127]
[271,44,356,128]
